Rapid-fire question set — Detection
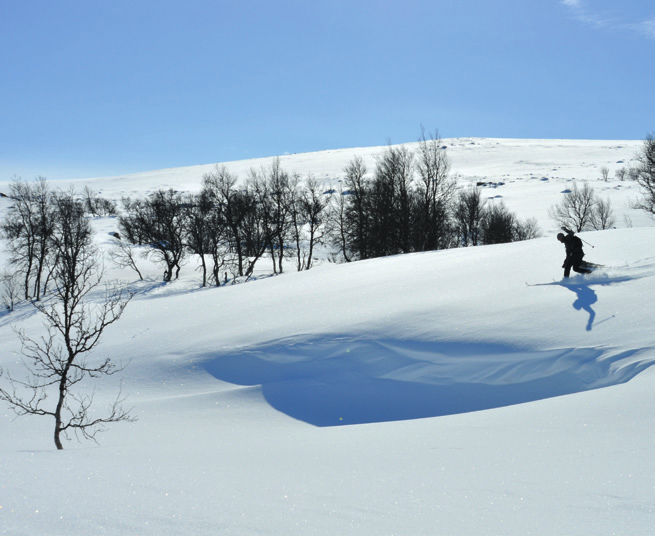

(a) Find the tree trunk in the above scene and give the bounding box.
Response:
[54,376,66,450]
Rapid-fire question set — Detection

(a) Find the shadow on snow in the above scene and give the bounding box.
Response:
[531,269,651,332]
[558,273,636,331]
[200,337,654,427]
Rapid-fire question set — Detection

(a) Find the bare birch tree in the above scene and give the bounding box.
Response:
[0,192,134,450]
[632,133,655,215]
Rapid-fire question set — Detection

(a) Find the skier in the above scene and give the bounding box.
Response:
[557,228,592,278]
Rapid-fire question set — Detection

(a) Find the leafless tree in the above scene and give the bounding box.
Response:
[292,176,328,271]
[0,270,21,312]
[589,197,616,230]
[182,191,214,287]
[631,133,655,215]
[513,217,541,241]
[202,166,252,277]
[415,128,457,250]
[327,181,353,263]
[547,182,597,232]
[1,177,54,300]
[242,170,277,277]
[480,201,516,244]
[455,187,486,246]
[369,144,414,256]
[108,236,144,281]
[81,185,117,217]
[119,189,188,282]
[261,158,296,274]
[0,192,134,450]
[338,155,369,261]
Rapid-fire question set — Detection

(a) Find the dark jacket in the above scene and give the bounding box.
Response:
[562,232,584,260]
[560,230,588,277]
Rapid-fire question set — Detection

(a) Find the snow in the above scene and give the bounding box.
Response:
[1,138,655,535]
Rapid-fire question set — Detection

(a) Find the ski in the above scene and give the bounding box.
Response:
[525,280,559,287]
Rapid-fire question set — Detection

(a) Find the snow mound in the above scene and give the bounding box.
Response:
[201,338,652,426]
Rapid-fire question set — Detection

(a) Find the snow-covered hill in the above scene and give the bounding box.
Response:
[1,138,654,535]
[3,137,646,232]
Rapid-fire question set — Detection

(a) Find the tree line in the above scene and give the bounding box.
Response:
[115,132,541,286]
[4,132,655,297]
[118,157,329,286]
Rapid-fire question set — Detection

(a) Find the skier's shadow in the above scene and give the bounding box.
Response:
[562,284,597,331]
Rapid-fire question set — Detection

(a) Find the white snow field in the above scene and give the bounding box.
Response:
[1,138,654,535]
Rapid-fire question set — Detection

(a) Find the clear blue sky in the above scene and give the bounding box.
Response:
[1,0,653,180]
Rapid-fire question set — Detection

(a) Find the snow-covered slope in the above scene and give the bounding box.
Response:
[2,137,645,232]
[1,139,654,535]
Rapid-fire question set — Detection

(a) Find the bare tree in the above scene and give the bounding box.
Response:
[415,128,457,251]
[242,171,277,277]
[292,176,328,271]
[262,158,296,274]
[202,166,252,277]
[0,270,21,312]
[182,191,214,287]
[81,185,117,217]
[513,217,542,241]
[1,177,54,301]
[589,197,616,230]
[631,133,655,215]
[327,181,353,263]
[455,187,486,246]
[0,192,134,449]
[339,155,369,261]
[119,189,187,282]
[108,236,144,281]
[369,144,414,256]
[547,182,597,232]
[480,201,516,244]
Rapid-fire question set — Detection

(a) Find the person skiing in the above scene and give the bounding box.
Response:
[557,228,592,278]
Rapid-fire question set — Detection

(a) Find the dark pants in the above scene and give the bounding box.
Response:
[564,252,591,278]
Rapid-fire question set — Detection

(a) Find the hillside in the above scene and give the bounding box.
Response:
[1,138,654,535]
[2,137,646,232]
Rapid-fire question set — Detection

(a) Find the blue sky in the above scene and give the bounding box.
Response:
[1,0,653,180]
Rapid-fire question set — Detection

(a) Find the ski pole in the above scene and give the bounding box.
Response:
[561,227,594,249]
[579,237,594,249]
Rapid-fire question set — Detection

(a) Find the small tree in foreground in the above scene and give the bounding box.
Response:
[0,192,134,449]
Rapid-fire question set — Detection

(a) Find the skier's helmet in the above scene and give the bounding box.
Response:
[557,233,565,242]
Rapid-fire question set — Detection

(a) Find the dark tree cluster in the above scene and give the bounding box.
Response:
[118,157,328,285]
[331,131,540,261]
[454,187,541,246]
[114,131,541,283]
[1,177,54,301]
[1,179,119,302]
